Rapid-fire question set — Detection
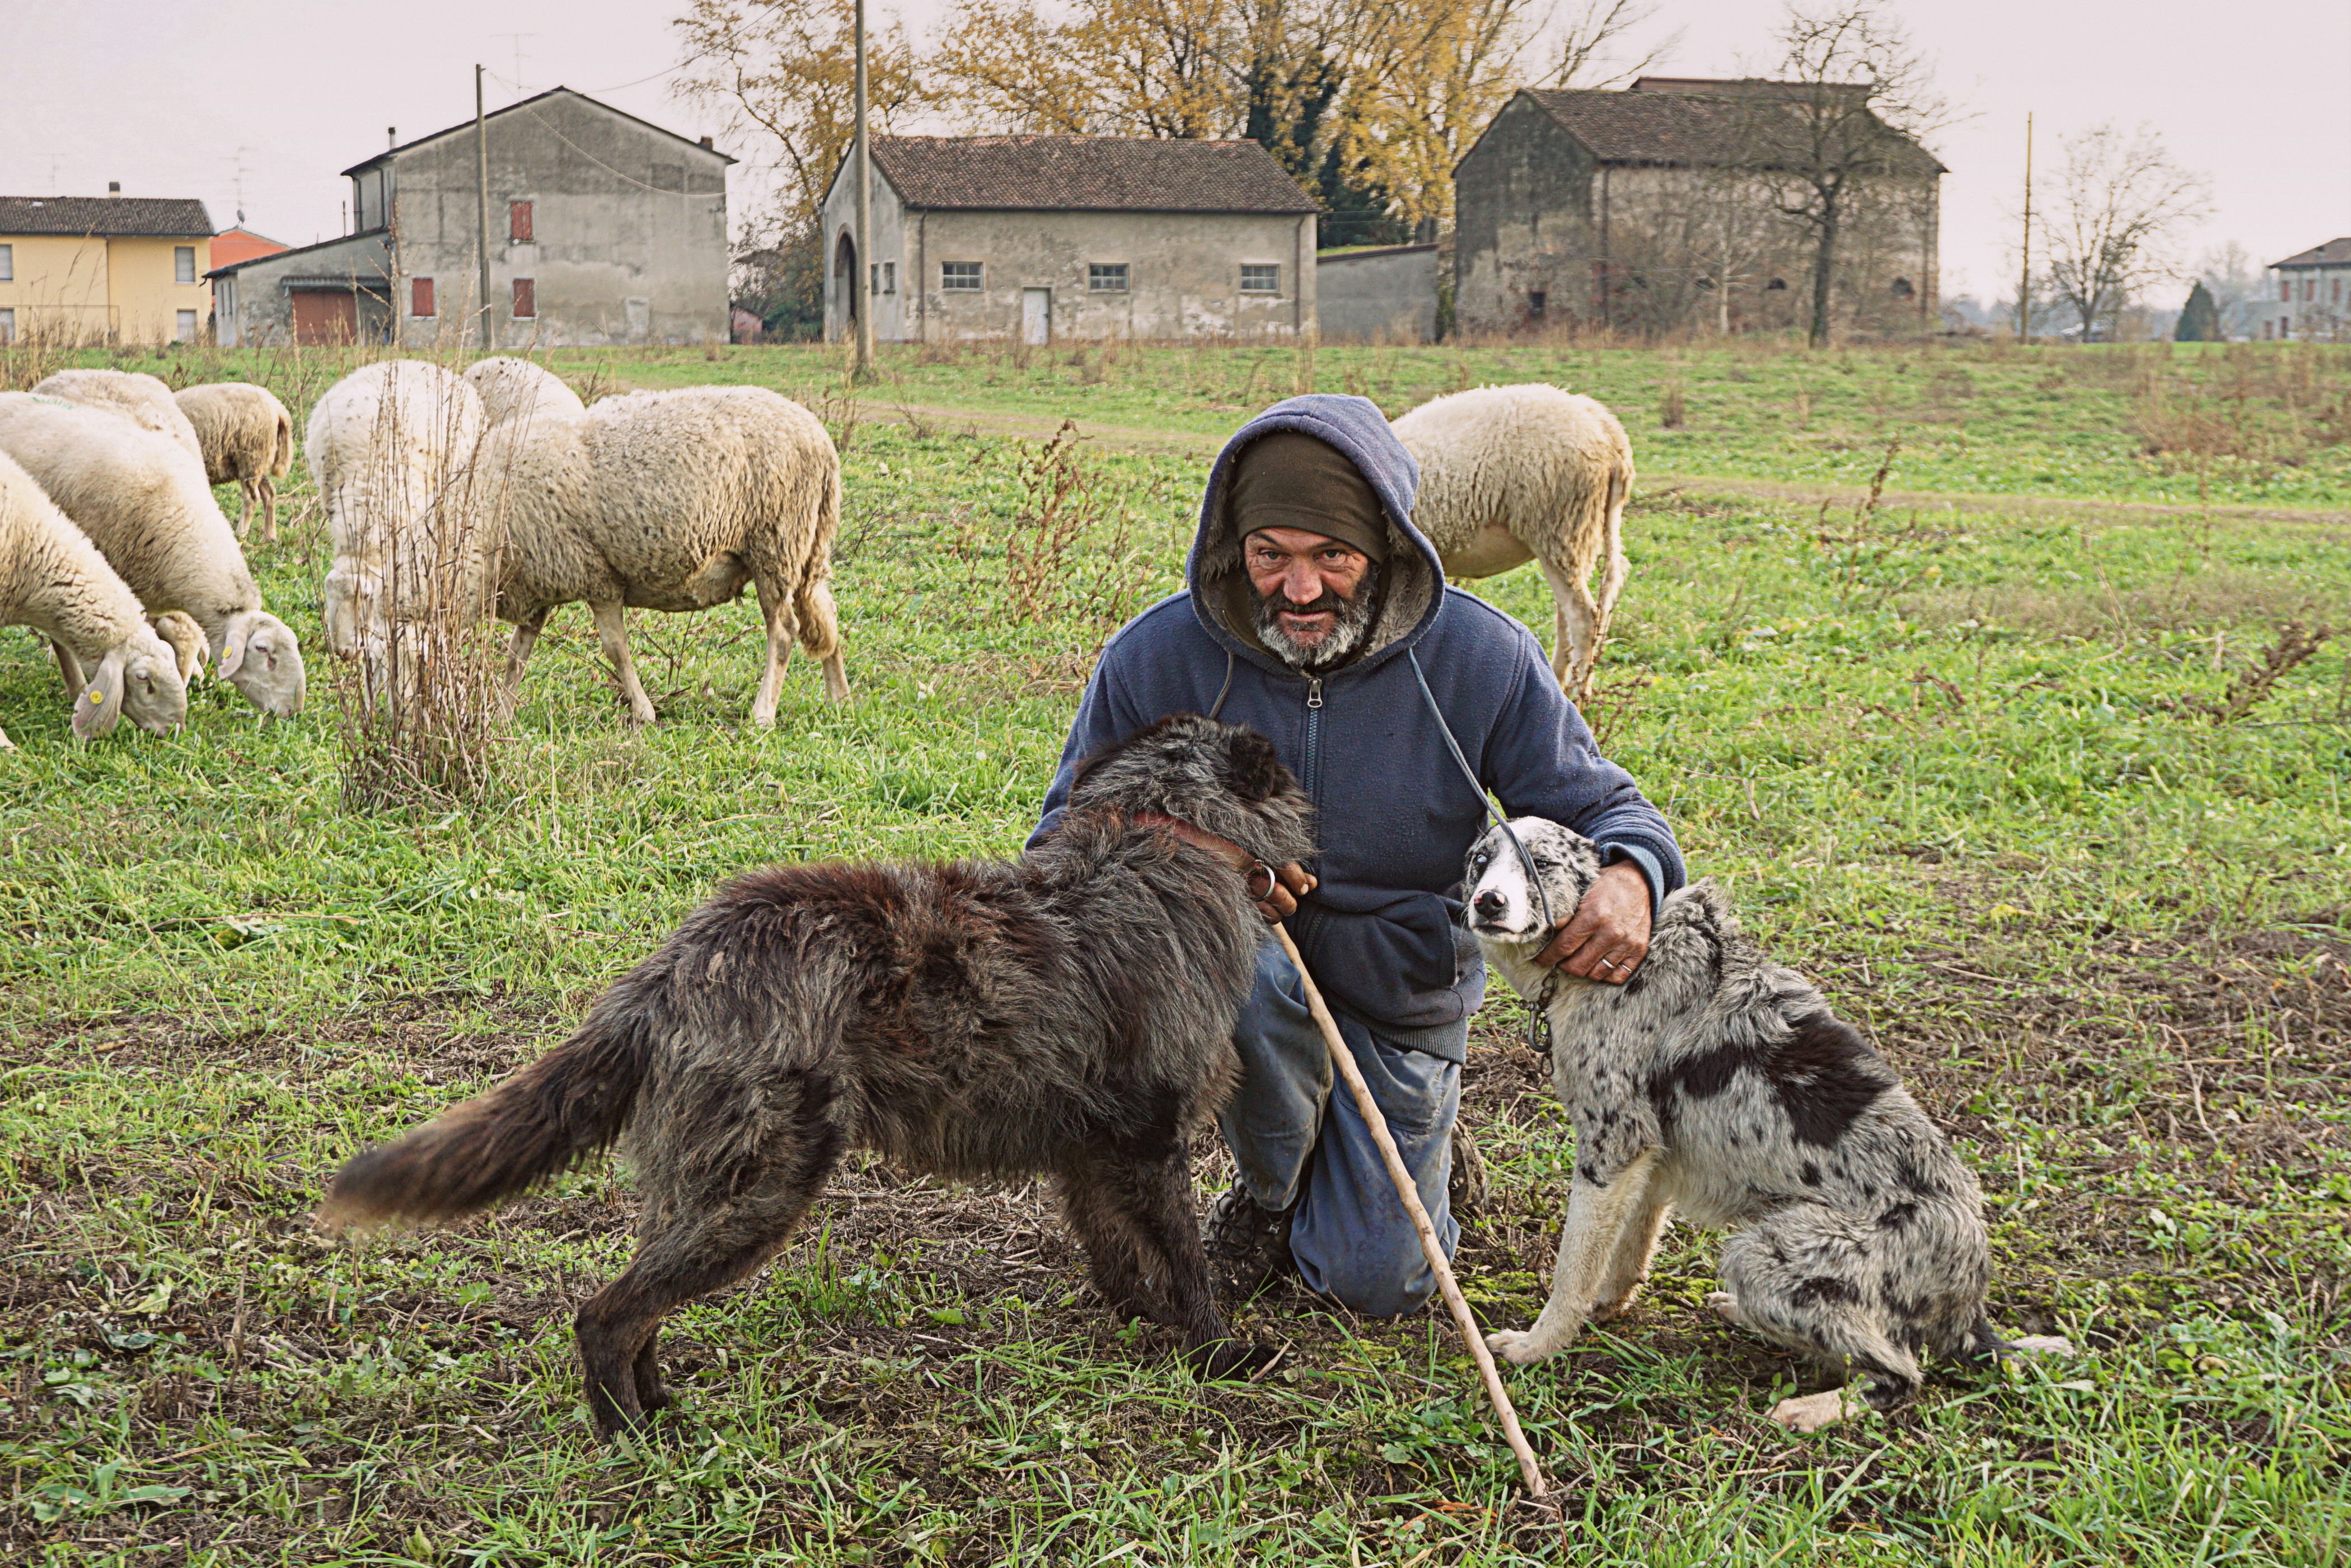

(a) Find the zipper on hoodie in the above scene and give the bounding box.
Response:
[1302,676,1324,808]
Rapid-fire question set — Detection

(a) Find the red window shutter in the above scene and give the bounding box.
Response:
[510,201,533,243]
[512,277,535,319]
[411,277,435,317]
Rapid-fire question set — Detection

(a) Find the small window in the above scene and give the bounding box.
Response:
[510,201,533,243]
[2282,315,2291,337]
[0,244,12,281]
[2282,277,2293,301]
[411,277,436,317]
[941,261,982,292]
[175,309,198,343]
[1765,277,1788,292]
[1890,276,1915,298]
[175,246,196,284]
[0,308,15,345]
[1529,290,1547,318]
[870,260,897,296]
[1089,263,1129,293]
[513,277,536,319]
[1239,263,1280,295]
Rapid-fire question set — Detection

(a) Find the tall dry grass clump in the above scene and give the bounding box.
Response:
[331,354,507,812]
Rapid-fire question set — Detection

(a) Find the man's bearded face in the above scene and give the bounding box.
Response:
[1254,562,1382,672]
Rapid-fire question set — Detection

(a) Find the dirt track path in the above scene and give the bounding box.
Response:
[867,401,2351,525]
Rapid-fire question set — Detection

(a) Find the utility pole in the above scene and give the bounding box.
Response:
[2017,112,2032,346]
[476,65,495,352]
[853,0,875,379]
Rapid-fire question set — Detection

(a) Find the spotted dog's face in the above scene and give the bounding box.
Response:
[1463,817,1603,950]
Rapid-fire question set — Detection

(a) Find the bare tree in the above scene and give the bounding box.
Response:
[1741,3,1949,349]
[2193,240,2264,342]
[2043,123,2210,342]
[671,0,927,232]
[1546,0,1679,89]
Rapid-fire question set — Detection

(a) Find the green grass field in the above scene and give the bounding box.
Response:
[3,338,2350,1564]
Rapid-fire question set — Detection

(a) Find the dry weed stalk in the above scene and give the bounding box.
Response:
[2174,621,2335,725]
[953,420,1143,636]
[336,353,507,811]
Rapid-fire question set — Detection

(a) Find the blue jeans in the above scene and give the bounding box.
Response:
[1217,938,1461,1317]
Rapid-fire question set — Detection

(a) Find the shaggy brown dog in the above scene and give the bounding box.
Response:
[320,715,1316,1439]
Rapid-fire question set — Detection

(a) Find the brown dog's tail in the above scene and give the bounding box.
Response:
[319,990,659,1231]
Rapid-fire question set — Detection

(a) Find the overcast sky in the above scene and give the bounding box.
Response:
[3,1,2345,311]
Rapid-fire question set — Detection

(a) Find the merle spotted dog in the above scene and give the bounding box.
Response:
[320,715,1315,1440]
[1463,817,2068,1430]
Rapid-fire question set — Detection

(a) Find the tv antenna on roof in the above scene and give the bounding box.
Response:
[493,33,536,93]
[225,148,256,227]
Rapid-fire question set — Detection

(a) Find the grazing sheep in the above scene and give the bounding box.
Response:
[477,384,850,726]
[1392,384,1635,700]
[464,355,585,429]
[0,394,306,718]
[305,362,489,674]
[31,369,205,466]
[176,382,295,544]
[0,448,187,739]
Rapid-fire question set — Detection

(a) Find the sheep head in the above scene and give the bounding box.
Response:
[218,609,307,717]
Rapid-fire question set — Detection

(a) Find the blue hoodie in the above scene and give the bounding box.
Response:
[1031,394,1684,1060]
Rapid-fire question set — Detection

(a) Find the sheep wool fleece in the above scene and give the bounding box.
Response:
[1032,393,1685,1312]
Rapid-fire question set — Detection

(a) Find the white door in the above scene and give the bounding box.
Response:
[1022,288,1051,345]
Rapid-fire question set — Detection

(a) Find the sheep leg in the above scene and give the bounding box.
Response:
[52,641,87,696]
[259,476,278,545]
[502,608,550,717]
[750,576,797,730]
[589,600,658,726]
[235,480,257,541]
[1537,556,1604,702]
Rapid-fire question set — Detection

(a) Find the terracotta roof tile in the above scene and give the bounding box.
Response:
[0,196,214,238]
[2274,238,2351,269]
[1519,84,1943,175]
[868,136,1317,214]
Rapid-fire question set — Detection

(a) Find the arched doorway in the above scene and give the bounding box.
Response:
[833,230,858,332]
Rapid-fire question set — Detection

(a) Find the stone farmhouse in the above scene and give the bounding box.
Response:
[212,88,731,348]
[0,191,214,346]
[2250,238,2351,342]
[820,136,1318,344]
[1453,78,1943,337]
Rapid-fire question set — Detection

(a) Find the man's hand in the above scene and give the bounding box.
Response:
[1537,861,1651,984]
[1257,862,1315,922]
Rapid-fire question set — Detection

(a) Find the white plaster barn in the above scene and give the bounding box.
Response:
[212,88,732,348]
[2251,239,2351,341]
[820,136,1318,344]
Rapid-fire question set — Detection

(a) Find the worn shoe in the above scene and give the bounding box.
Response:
[1448,1119,1490,1218]
[1202,1181,1297,1300]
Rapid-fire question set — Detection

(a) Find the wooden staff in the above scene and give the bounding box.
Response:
[1268,921,1551,1501]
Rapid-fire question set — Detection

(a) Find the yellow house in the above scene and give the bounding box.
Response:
[0,191,214,346]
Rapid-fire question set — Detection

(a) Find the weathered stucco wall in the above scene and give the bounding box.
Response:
[1453,94,1599,335]
[386,95,729,348]
[213,232,390,348]
[821,181,1317,342]
[1454,96,1938,337]
[1316,244,1437,342]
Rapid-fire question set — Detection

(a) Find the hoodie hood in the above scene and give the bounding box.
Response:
[1186,395,1445,679]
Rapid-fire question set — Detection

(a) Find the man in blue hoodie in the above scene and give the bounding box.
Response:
[1031,395,1683,1317]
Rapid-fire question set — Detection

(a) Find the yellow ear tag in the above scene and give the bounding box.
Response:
[86,688,104,704]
